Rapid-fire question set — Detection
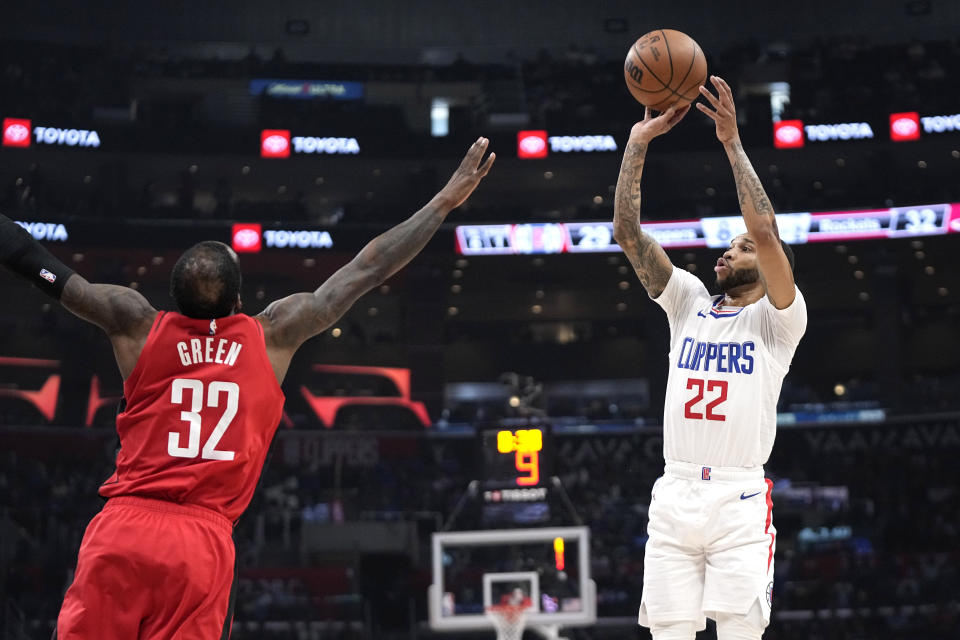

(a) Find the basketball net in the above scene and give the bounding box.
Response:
[485,598,530,640]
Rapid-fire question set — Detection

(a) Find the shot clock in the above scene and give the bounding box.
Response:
[479,425,553,526]
[481,425,552,489]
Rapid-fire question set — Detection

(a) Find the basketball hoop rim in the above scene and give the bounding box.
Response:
[485,601,530,623]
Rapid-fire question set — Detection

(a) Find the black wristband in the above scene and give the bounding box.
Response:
[0,214,76,300]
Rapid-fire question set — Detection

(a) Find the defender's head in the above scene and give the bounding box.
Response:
[169,241,242,319]
[715,234,795,292]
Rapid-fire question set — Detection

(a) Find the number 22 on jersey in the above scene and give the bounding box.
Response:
[684,378,728,421]
[168,378,239,460]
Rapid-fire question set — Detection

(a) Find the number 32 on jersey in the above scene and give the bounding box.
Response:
[168,378,239,460]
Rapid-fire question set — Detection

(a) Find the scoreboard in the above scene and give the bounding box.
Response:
[454,202,960,255]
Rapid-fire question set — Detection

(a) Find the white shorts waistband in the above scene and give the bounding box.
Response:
[665,460,765,482]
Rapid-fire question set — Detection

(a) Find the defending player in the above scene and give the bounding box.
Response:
[613,78,806,640]
[0,138,494,639]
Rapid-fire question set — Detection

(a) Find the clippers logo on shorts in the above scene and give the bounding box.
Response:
[231,223,262,253]
[39,268,57,283]
[517,130,548,159]
[260,129,291,158]
[773,120,804,149]
[889,112,920,142]
[701,466,711,481]
[2,118,32,148]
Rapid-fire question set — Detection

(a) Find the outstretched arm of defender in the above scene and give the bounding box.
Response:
[0,214,157,378]
[698,76,796,308]
[613,106,688,298]
[258,138,495,377]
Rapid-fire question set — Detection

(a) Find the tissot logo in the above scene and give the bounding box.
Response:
[260,129,291,158]
[517,130,548,158]
[773,120,804,149]
[889,112,920,141]
[2,118,32,147]
[231,223,262,253]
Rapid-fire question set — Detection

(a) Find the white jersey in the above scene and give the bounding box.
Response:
[653,266,807,468]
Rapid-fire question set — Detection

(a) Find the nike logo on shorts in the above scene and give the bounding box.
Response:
[740,491,762,500]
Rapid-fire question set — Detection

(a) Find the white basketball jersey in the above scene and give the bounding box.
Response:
[653,267,807,468]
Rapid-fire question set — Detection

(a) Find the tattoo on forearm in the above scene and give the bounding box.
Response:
[629,234,672,295]
[729,141,776,220]
[613,140,671,296]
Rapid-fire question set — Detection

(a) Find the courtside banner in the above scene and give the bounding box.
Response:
[455,202,960,255]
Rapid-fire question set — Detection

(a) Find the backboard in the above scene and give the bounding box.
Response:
[428,526,595,632]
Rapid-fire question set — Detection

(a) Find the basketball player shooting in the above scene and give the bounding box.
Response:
[0,138,494,639]
[612,77,807,640]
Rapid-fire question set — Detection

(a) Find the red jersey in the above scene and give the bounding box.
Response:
[100,311,285,522]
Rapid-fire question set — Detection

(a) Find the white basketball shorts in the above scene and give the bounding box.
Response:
[638,460,776,630]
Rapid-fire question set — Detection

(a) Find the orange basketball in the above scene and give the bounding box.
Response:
[623,29,707,112]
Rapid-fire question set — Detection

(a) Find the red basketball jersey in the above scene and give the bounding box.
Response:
[100,311,285,522]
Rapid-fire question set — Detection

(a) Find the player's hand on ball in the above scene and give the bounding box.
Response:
[439,137,496,210]
[697,75,740,144]
[629,104,691,143]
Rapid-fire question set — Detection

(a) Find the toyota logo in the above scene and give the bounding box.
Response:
[263,134,289,153]
[233,228,261,249]
[891,117,918,137]
[5,124,29,143]
[775,125,802,144]
[519,135,546,154]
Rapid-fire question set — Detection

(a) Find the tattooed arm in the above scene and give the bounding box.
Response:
[613,105,689,298]
[257,138,495,382]
[698,75,796,308]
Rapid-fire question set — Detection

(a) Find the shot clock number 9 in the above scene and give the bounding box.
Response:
[496,428,543,486]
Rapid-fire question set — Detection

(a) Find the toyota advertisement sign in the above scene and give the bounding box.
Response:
[260,130,291,158]
[231,223,263,253]
[773,120,805,149]
[517,130,548,159]
[889,112,920,142]
[2,118,32,148]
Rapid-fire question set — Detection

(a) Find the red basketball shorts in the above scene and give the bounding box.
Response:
[56,496,236,640]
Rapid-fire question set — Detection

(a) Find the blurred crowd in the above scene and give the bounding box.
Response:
[2,414,958,638]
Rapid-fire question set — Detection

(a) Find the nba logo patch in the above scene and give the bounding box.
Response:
[701,466,711,481]
[209,319,217,335]
[766,581,773,607]
[39,268,57,283]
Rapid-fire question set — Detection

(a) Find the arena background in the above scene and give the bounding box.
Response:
[1,1,959,638]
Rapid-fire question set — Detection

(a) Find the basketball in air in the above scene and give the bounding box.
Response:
[623,29,707,111]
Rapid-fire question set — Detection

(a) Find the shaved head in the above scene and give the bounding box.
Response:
[169,241,241,318]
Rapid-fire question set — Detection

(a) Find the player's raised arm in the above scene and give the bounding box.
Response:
[698,75,796,309]
[0,214,156,378]
[613,105,689,298]
[257,137,495,378]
